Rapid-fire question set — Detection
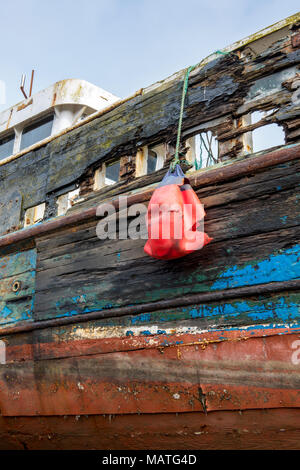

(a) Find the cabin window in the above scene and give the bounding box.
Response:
[147,149,158,174]
[252,123,285,153]
[56,188,80,216]
[147,144,165,174]
[20,115,54,151]
[135,144,165,177]
[24,203,46,227]
[94,159,123,190]
[105,160,120,185]
[0,133,15,160]
[186,132,218,170]
[249,111,285,153]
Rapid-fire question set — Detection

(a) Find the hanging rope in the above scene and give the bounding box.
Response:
[170,49,231,172]
[170,65,195,171]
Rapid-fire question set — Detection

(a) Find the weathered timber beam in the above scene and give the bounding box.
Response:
[0,143,299,250]
[217,111,287,141]
[0,279,299,337]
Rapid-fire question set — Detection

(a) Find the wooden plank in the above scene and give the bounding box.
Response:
[0,149,49,226]
[0,272,35,326]
[34,234,300,320]
[0,189,22,236]
[0,250,36,279]
[0,249,36,326]
[1,280,299,336]
[0,408,300,449]
[2,296,300,363]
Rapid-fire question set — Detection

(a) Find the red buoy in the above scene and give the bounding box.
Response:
[144,165,212,260]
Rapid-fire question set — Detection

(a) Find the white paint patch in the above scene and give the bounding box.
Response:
[69,321,298,343]
[71,324,208,341]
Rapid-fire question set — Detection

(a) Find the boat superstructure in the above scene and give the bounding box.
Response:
[0,78,119,162]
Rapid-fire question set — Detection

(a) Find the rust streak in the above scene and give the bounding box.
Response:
[5,109,13,130]
[158,336,250,354]
[51,92,57,107]
[17,98,33,112]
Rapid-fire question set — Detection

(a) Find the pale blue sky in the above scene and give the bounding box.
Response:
[0,0,299,110]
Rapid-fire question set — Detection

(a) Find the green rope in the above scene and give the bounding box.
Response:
[170,65,195,171]
[170,48,231,172]
[195,138,202,170]
[214,49,228,55]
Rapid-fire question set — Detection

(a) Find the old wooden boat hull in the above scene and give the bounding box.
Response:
[0,15,300,449]
[0,143,299,449]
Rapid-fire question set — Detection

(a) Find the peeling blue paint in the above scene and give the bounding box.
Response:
[187,295,299,323]
[78,291,300,333]
[1,306,12,318]
[36,244,300,327]
[131,313,151,325]
[0,249,36,326]
[0,249,36,280]
[212,244,300,290]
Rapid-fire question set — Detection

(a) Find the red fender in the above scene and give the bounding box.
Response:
[144,165,212,260]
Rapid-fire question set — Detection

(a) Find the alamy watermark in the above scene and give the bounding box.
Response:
[291,340,300,365]
[0,340,6,365]
[95,196,206,251]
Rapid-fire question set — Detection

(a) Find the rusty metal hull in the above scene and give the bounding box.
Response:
[2,324,300,415]
[0,324,300,449]
[0,326,300,449]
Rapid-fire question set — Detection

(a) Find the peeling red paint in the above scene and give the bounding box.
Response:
[1,327,300,417]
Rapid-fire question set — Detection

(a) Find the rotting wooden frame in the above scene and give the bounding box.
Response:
[0,13,300,236]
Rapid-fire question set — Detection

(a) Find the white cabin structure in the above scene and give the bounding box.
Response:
[0,79,119,162]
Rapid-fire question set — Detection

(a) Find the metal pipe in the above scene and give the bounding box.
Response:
[20,74,27,99]
[29,70,34,97]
